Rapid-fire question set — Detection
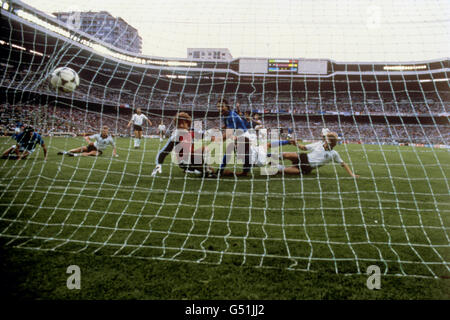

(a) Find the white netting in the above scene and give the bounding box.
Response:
[0,0,449,278]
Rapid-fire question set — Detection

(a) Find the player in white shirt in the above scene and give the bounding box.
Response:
[278,130,359,177]
[157,120,166,142]
[127,108,152,148]
[58,126,118,157]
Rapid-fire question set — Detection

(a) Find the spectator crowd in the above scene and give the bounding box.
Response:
[1,68,448,145]
[1,103,448,145]
[1,70,448,116]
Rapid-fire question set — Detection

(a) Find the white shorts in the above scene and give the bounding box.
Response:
[247,131,258,145]
[250,145,267,167]
[16,145,35,154]
[12,144,27,152]
[231,129,251,139]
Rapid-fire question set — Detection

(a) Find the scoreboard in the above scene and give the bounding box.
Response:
[268,59,299,73]
[239,58,328,75]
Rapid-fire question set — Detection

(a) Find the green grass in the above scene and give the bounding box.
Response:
[0,136,449,299]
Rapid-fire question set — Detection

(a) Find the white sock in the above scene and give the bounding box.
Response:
[134,138,138,147]
[137,139,141,147]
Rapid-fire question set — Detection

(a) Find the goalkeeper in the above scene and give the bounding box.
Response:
[151,112,215,177]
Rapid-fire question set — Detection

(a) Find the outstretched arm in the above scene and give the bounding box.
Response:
[341,162,359,178]
[155,136,176,165]
[152,136,177,176]
[295,142,308,151]
[270,139,307,151]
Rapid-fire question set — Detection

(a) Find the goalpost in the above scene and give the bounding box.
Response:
[0,0,449,279]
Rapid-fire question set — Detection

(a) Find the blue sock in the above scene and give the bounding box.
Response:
[220,154,228,171]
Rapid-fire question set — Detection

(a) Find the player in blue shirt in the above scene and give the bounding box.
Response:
[1,126,47,160]
[221,101,250,131]
[216,99,252,177]
[12,121,25,139]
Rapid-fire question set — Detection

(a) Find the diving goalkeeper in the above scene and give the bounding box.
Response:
[151,112,215,177]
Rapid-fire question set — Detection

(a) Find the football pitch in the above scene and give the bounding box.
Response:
[0,136,449,299]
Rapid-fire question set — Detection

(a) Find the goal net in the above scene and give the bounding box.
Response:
[0,0,449,279]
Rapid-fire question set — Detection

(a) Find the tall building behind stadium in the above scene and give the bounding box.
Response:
[53,11,142,54]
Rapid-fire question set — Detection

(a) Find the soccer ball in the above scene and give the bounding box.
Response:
[50,67,80,92]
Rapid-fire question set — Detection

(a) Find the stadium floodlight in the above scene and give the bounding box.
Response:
[16,9,72,39]
[420,78,449,83]
[166,61,198,67]
[29,49,44,56]
[10,43,26,51]
[383,65,427,71]
[91,43,113,56]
